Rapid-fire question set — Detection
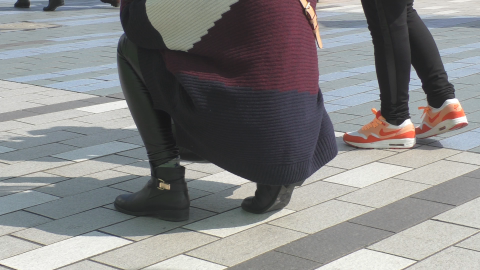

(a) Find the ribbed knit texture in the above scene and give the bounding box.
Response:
[120,0,338,185]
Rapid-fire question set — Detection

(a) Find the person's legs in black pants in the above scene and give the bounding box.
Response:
[113,34,190,221]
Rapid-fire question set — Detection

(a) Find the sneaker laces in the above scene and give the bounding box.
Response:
[361,108,383,131]
[418,106,431,120]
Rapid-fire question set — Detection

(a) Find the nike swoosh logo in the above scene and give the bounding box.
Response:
[428,112,440,123]
[379,129,398,136]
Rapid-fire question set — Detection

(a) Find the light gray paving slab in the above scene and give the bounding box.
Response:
[73,109,131,124]
[434,197,480,228]
[323,162,412,188]
[396,160,479,185]
[17,110,92,125]
[13,208,133,245]
[0,231,131,270]
[187,224,306,267]
[111,160,151,176]
[190,182,257,213]
[0,121,32,132]
[338,178,430,208]
[0,211,52,237]
[52,141,140,162]
[187,171,250,193]
[380,145,460,168]
[369,220,478,260]
[446,152,480,165]
[0,146,15,154]
[25,187,125,219]
[457,233,480,252]
[92,228,218,270]
[326,149,396,169]
[0,143,78,165]
[185,169,210,181]
[0,190,58,216]
[287,180,357,211]
[58,260,116,270]
[270,200,373,234]
[0,235,41,261]
[116,147,148,160]
[99,207,215,241]
[144,255,227,270]
[185,163,225,174]
[45,155,138,178]
[36,170,138,197]
[0,172,68,197]
[59,129,138,148]
[77,100,127,113]
[0,156,73,181]
[316,249,415,270]
[184,208,294,238]
[0,130,83,150]
[406,247,480,270]
[303,165,346,185]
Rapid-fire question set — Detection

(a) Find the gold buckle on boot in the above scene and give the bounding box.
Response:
[157,178,171,190]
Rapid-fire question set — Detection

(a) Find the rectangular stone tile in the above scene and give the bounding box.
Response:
[144,255,227,270]
[465,168,480,179]
[0,211,51,237]
[185,163,225,174]
[0,146,15,154]
[13,208,133,245]
[0,130,83,150]
[430,131,480,150]
[0,143,78,165]
[434,197,480,228]
[323,162,411,188]
[0,231,131,270]
[185,169,210,181]
[406,247,480,270]
[24,100,94,114]
[369,220,478,260]
[270,200,373,234]
[116,147,147,160]
[412,176,480,206]
[0,190,58,216]
[188,171,250,193]
[286,181,357,211]
[92,228,217,270]
[99,207,215,241]
[36,170,137,197]
[0,236,41,261]
[77,100,127,113]
[456,233,480,252]
[0,109,38,122]
[446,152,480,165]
[184,208,293,237]
[0,120,32,132]
[277,222,393,264]
[227,251,318,270]
[45,155,138,177]
[58,260,116,270]
[338,178,430,208]
[316,249,415,270]
[59,129,138,148]
[73,109,131,124]
[396,160,479,185]
[26,187,125,219]
[380,145,460,168]
[350,197,453,233]
[303,166,346,185]
[326,149,396,169]
[17,110,91,125]
[187,224,306,267]
[0,172,68,197]
[52,141,140,162]
[111,160,150,176]
[190,182,257,213]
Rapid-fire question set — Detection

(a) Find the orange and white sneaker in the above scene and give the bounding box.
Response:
[343,109,416,149]
[416,98,468,139]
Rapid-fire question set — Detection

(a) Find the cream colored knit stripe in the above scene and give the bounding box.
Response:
[145,0,239,52]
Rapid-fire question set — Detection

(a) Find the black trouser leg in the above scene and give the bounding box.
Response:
[406,2,455,108]
[116,34,178,168]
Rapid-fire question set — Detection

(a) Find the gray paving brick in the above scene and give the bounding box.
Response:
[317,249,415,270]
[92,228,218,269]
[116,147,148,160]
[324,149,396,170]
[412,176,480,206]
[406,247,480,270]
[434,196,480,228]
[25,187,125,219]
[0,235,41,261]
[287,181,357,211]
[447,152,480,165]
[0,211,52,237]
[380,145,460,168]
[58,260,117,270]
[276,222,392,264]
[464,168,480,179]
[0,130,83,150]
[187,224,306,267]
[0,110,39,122]
[228,251,319,270]
[350,197,453,233]
[190,182,256,213]
[145,255,227,270]
[456,233,480,252]
[303,166,346,185]
[0,143,78,165]
[396,160,479,185]
[23,100,94,114]
[13,208,133,245]
[0,172,68,197]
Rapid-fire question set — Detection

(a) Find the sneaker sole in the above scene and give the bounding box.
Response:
[113,203,189,222]
[416,116,468,139]
[344,138,416,149]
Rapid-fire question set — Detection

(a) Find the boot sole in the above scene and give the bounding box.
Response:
[114,203,189,222]
[241,185,295,214]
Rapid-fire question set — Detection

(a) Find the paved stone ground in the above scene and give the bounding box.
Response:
[1,0,480,269]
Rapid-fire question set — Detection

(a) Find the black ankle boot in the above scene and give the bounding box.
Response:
[100,0,119,7]
[114,166,190,221]
[14,0,30,8]
[43,0,64,11]
[241,183,296,214]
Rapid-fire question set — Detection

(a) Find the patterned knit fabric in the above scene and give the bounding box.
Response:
[120,0,337,185]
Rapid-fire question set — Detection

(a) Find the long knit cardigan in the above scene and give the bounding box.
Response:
[120,0,337,185]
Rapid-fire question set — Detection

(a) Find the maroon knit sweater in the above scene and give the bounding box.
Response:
[120,0,337,185]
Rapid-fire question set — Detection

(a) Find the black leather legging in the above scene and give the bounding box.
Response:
[117,34,178,168]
